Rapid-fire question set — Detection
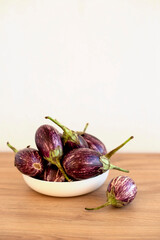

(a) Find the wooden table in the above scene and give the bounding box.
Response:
[0,152,160,240]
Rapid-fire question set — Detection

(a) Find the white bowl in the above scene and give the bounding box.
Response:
[22,171,109,197]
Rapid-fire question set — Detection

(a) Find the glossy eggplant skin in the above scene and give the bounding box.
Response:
[82,133,107,155]
[15,148,44,177]
[62,148,103,180]
[35,124,63,158]
[43,163,65,182]
[63,135,88,153]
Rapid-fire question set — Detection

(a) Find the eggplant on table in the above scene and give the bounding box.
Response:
[85,175,137,210]
[62,136,134,180]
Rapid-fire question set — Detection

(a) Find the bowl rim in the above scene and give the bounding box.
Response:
[22,171,109,184]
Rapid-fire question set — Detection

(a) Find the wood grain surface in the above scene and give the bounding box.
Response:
[0,152,160,240]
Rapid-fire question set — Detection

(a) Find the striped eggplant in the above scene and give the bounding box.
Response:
[85,176,137,210]
[82,133,107,155]
[45,116,88,152]
[43,163,65,182]
[7,142,44,177]
[35,124,71,181]
[35,124,62,159]
[63,136,133,180]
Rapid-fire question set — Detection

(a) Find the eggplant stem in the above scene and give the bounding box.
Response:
[106,136,134,159]
[82,123,89,134]
[76,123,88,136]
[109,164,129,173]
[45,152,72,182]
[77,122,89,135]
[100,156,129,173]
[45,116,80,145]
[7,142,18,153]
[55,160,72,182]
[45,116,66,132]
[85,202,110,210]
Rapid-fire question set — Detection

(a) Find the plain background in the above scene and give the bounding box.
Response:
[0,0,160,152]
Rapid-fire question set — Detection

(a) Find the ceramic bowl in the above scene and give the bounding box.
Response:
[22,171,109,197]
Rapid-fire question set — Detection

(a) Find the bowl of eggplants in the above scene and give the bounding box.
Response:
[7,116,134,198]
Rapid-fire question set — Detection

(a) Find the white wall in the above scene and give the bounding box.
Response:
[0,0,160,153]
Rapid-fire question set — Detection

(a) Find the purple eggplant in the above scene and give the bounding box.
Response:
[77,122,107,154]
[64,134,88,152]
[35,124,62,158]
[85,176,137,210]
[45,116,88,152]
[7,142,44,177]
[82,133,107,155]
[35,124,71,181]
[63,136,133,180]
[43,163,65,182]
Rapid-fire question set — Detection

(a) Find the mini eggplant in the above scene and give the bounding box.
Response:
[43,163,65,182]
[64,134,88,152]
[7,142,44,177]
[77,122,107,155]
[35,124,63,159]
[63,136,133,180]
[85,176,137,210]
[63,148,103,180]
[35,124,71,181]
[82,133,107,155]
[45,116,88,152]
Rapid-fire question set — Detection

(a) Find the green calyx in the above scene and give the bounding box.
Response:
[106,187,125,208]
[45,116,80,145]
[45,146,63,159]
[44,147,71,182]
[99,156,129,173]
[63,129,80,145]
